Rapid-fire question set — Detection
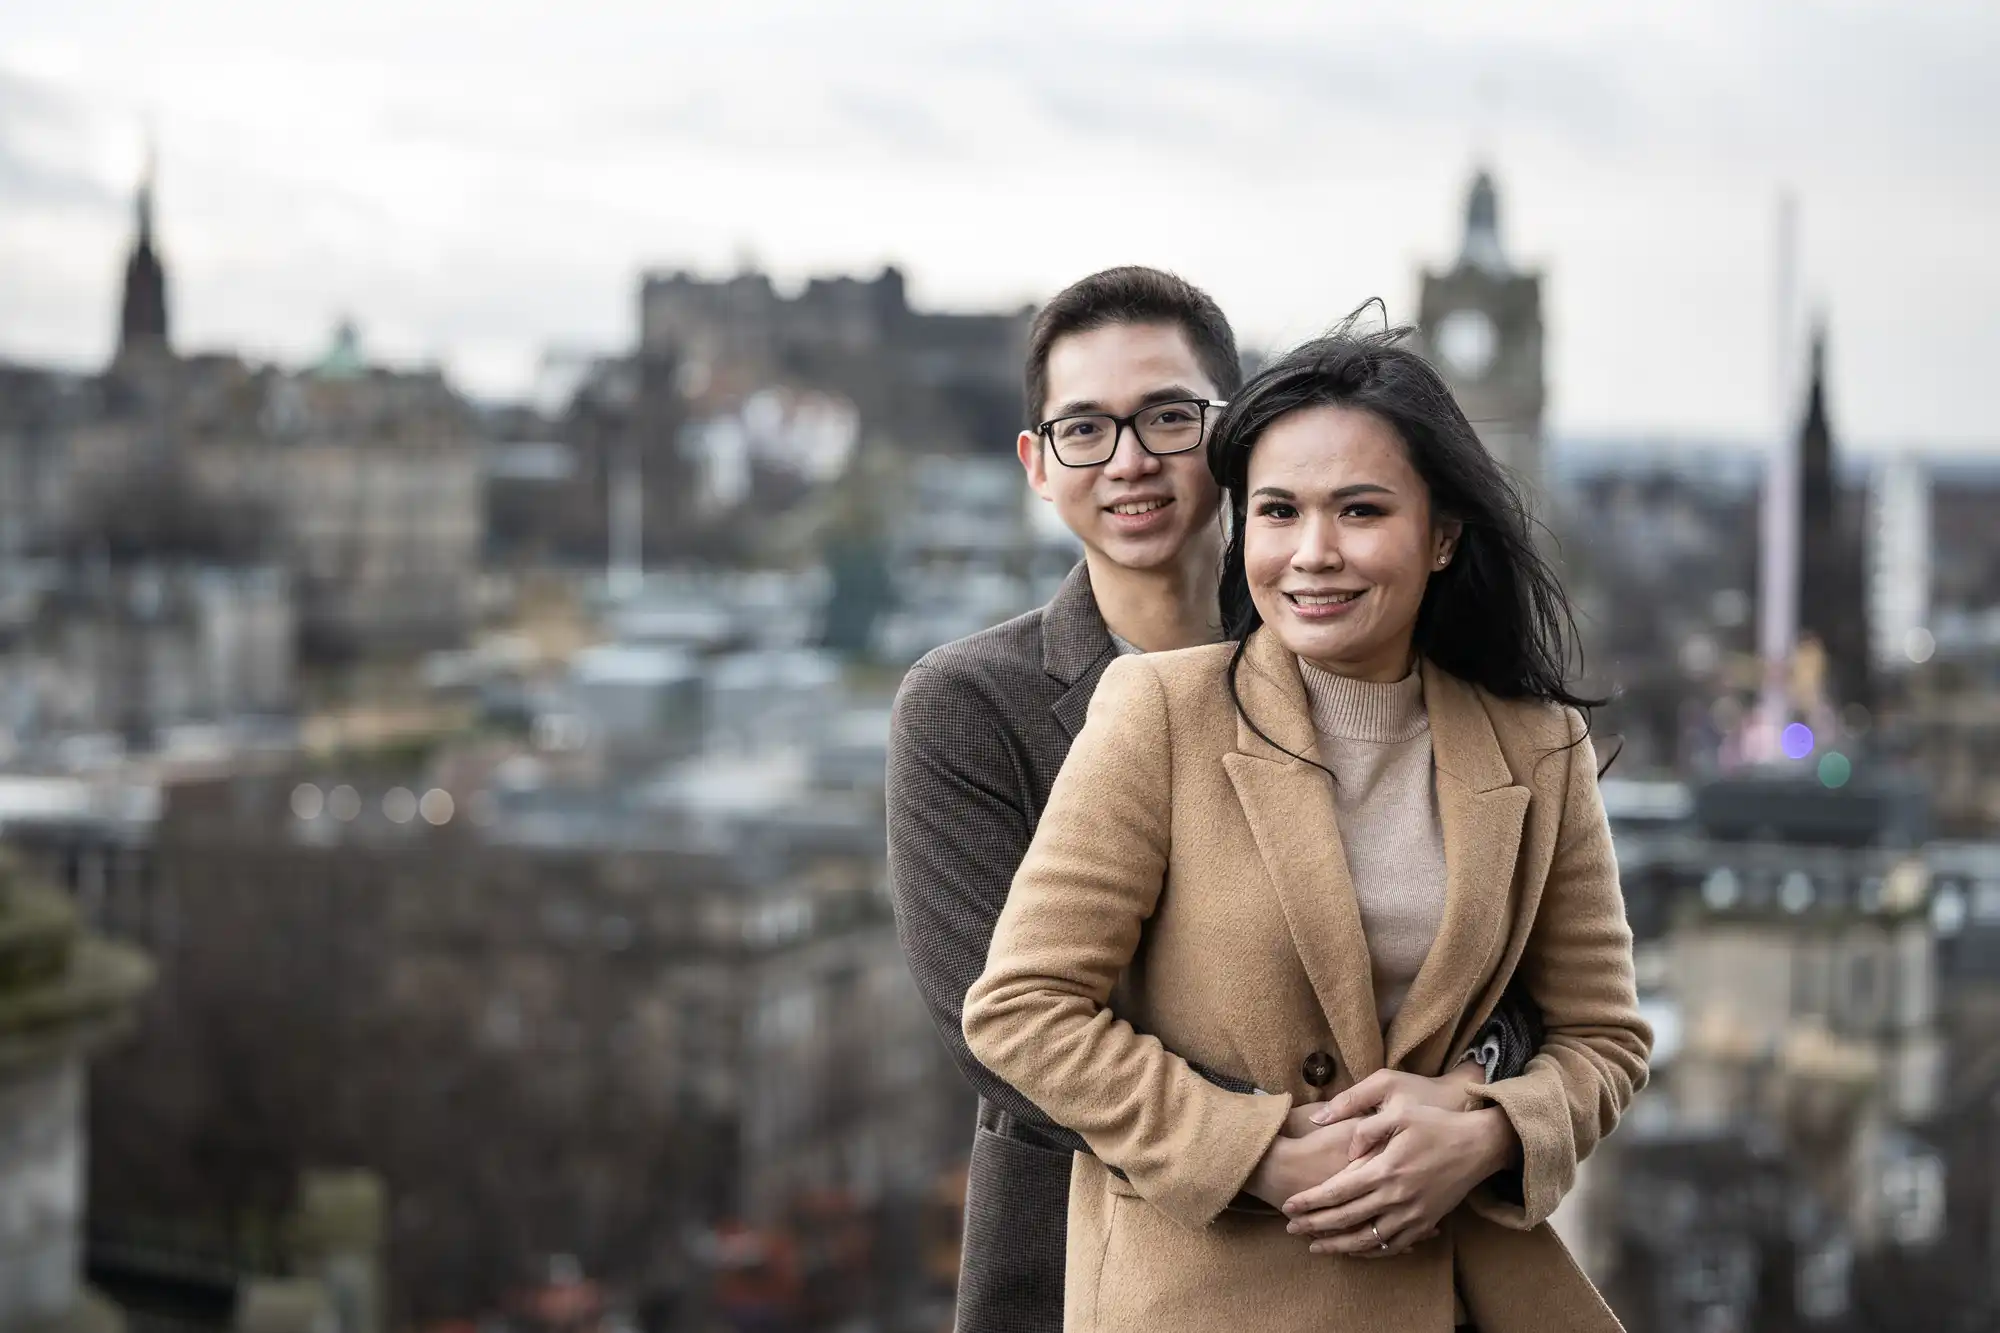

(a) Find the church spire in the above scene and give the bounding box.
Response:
[1459,167,1509,276]
[1795,317,1872,709]
[116,143,170,362]
[136,142,156,245]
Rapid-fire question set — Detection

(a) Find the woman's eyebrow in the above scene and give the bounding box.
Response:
[1248,483,1394,501]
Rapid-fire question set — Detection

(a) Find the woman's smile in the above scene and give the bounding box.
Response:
[1283,587,1368,619]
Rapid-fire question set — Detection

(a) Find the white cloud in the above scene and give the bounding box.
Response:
[0,0,1994,450]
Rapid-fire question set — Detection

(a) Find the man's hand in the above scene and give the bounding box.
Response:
[1283,1101,1331,1137]
[1281,1105,1518,1256]
[1309,1064,1486,1147]
[1244,1120,1362,1209]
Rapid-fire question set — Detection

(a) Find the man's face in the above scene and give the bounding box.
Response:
[1017,322,1224,574]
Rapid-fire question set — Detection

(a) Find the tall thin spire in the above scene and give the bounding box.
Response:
[136,139,156,244]
[1459,168,1508,275]
[116,140,170,362]
[1796,316,1872,709]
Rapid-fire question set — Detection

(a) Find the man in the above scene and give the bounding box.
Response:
[887,267,1236,1333]
[887,268,1538,1333]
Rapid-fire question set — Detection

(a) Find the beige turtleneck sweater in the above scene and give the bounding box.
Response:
[1297,657,1448,1028]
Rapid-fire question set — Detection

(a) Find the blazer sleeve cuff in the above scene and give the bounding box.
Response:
[1129,1091,1292,1232]
[1464,1068,1572,1230]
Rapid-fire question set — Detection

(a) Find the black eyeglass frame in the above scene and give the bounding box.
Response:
[1034,398,1230,468]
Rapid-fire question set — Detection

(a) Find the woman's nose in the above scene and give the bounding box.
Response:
[1291,518,1343,571]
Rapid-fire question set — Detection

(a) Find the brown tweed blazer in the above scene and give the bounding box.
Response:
[888,565,1547,1333]
[962,629,1652,1333]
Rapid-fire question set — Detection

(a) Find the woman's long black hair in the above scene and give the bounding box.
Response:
[1209,306,1605,762]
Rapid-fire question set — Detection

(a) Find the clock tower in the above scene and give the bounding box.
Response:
[1417,168,1546,498]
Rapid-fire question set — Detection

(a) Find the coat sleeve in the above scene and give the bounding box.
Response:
[1465,710,1653,1229]
[886,662,1090,1153]
[888,660,1263,1161]
[962,657,1293,1232]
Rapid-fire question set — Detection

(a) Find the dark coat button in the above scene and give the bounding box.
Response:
[1301,1051,1336,1088]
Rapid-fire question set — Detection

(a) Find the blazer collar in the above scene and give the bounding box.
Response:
[1042,560,1117,739]
[1225,628,1530,1075]
[1223,628,1383,1075]
[1386,663,1531,1071]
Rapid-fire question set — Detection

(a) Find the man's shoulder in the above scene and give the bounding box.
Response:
[901,603,1055,701]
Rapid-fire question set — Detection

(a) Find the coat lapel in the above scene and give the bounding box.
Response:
[1222,630,1386,1079]
[1041,560,1117,739]
[1383,662,1531,1072]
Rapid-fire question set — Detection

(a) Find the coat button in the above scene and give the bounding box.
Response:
[1301,1051,1336,1088]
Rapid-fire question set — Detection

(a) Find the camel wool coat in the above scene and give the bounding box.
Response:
[962,629,1651,1333]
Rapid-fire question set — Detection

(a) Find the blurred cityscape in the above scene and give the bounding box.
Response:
[2,141,1999,1333]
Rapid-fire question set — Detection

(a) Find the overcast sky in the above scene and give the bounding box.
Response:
[2,0,1994,451]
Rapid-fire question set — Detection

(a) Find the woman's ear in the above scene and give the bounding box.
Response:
[1434,517,1465,567]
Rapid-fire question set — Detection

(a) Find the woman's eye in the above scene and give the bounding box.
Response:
[1342,503,1383,519]
[1255,502,1297,520]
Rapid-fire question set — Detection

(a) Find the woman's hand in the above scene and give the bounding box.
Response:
[1280,1105,1519,1256]
[1308,1063,1486,1140]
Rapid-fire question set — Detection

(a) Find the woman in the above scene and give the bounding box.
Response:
[962,320,1651,1332]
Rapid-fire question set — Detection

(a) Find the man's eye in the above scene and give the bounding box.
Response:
[1058,421,1100,440]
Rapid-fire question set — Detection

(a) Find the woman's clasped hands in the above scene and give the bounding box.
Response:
[1259,1066,1521,1259]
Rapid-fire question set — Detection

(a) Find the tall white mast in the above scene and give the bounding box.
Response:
[1754,191,1801,759]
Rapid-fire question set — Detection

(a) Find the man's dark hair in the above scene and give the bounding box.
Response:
[1022,266,1241,428]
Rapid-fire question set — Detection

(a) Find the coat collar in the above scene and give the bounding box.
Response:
[1222,627,1531,1076]
[1042,560,1118,739]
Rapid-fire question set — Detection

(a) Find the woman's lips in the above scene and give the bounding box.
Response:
[1285,589,1366,620]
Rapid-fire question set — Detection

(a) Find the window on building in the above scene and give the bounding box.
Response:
[1882,1154,1945,1248]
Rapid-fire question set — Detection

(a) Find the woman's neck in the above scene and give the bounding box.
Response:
[1298,637,1416,685]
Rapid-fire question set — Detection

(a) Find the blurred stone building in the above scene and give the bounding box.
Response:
[183,324,484,663]
[641,265,1028,457]
[5,707,965,1329]
[1595,770,2000,1329]
[1418,168,1547,500]
[17,562,293,743]
[1875,458,2000,836]
[0,365,97,571]
[40,169,484,680]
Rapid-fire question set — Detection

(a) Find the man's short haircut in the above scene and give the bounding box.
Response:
[1022,266,1242,428]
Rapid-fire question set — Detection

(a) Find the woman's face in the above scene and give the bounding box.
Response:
[1242,403,1460,682]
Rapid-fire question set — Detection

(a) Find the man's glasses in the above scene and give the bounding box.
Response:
[1035,399,1227,468]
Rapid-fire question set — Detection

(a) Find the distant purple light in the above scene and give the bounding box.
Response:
[1781,723,1815,760]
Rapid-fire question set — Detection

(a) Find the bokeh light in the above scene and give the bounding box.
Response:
[327,785,362,821]
[289,783,324,820]
[383,787,418,824]
[1905,627,1936,664]
[1818,751,1853,788]
[1781,723,1816,760]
